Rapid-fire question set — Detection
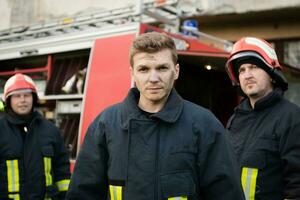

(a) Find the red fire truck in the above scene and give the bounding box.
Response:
[0,1,241,169]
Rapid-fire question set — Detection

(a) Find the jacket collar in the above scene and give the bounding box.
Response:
[5,110,42,125]
[121,87,184,129]
[238,88,283,112]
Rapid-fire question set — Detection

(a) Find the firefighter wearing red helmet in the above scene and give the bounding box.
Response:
[0,73,71,199]
[225,37,300,199]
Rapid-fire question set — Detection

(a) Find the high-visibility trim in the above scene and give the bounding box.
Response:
[245,37,278,60]
[55,179,70,192]
[6,159,20,200]
[44,157,53,186]
[241,167,258,200]
[168,197,188,200]
[109,185,122,200]
[8,194,21,200]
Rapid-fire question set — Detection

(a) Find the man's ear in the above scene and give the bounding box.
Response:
[174,64,180,80]
[129,66,133,75]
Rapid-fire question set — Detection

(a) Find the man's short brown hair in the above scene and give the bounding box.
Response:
[129,32,178,66]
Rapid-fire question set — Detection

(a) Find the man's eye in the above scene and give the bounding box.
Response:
[158,66,168,71]
[138,67,148,72]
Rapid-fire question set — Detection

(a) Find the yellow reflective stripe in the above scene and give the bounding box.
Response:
[6,160,20,192]
[168,197,187,200]
[241,167,258,200]
[44,157,52,186]
[6,160,20,200]
[8,194,20,200]
[109,185,122,200]
[55,179,70,192]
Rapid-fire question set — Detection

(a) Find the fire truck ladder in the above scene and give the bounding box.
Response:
[0,0,232,58]
[0,0,185,45]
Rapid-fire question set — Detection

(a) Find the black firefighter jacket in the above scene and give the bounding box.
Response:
[67,88,245,200]
[0,111,71,200]
[227,88,300,200]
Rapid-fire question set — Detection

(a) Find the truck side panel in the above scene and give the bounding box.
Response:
[79,33,136,146]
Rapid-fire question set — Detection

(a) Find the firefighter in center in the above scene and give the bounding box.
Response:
[67,32,245,199]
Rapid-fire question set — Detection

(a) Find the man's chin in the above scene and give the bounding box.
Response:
[16,110,31,115]
[247,92,258,98]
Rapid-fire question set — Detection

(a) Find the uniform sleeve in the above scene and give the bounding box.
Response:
[196,116,245,200]
[66,119,108,199]
[279,120,300,198]
[53,126,71,199]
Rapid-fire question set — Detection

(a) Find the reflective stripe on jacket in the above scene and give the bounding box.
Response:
[0,111,70,200]
[67,88,245,199]
[227,88,300,199]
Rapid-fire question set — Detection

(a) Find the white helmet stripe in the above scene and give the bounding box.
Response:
[24,75,35,85]
[4,76,16,93]
[245,37,278,60]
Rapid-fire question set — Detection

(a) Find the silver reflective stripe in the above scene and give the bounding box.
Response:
[109,185,122,200]
[55,179,70,192]
[241,167,258,200]
[168,197,187,200]
[6,160,20,200]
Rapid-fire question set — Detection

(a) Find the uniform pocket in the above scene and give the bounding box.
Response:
[41,146,54,157]
[170,143,197,155]
[241,151,266,169]
[161,171,196,199]
[258,135,278,153]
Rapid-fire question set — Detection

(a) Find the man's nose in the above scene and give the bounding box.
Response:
[149,71,159,82]
[244,68,254,78]
[20,94,26,101]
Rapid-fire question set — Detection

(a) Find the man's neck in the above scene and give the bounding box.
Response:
[249,97,259,109]
[138,99,167,113]
[249,89,273,109]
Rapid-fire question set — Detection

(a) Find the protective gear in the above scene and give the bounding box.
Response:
[3,73,38,103]
[227,88,300,199]
[0,100,4,112]
[0,110,71,199]
[225,37,288,91]
[66,88,245,199]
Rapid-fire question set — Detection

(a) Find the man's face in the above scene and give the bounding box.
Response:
[238,63,273,99]
[130,49,179,108]
[10,92,33,115]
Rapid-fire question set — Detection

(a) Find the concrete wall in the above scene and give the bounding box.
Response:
[1,0,300,32]
[0,0,11,30]
[198,0,300,15]
[0,0,136,30]
[200,17,300,41]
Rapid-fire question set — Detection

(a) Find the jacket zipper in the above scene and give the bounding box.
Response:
[154,124,160,200]
[23,125,29,198]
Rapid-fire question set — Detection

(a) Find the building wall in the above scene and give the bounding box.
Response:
[0,0,136,30]
[198,14,300,41]
[0,0,11,30]
[198,0,300,15]
[1,0,300,31]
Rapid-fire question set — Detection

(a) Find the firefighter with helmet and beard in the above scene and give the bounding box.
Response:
[225,37,300,199]
[0,73,70,199]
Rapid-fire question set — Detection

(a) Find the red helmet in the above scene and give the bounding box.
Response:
[3,73,38,102]
[225,37,287,90]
